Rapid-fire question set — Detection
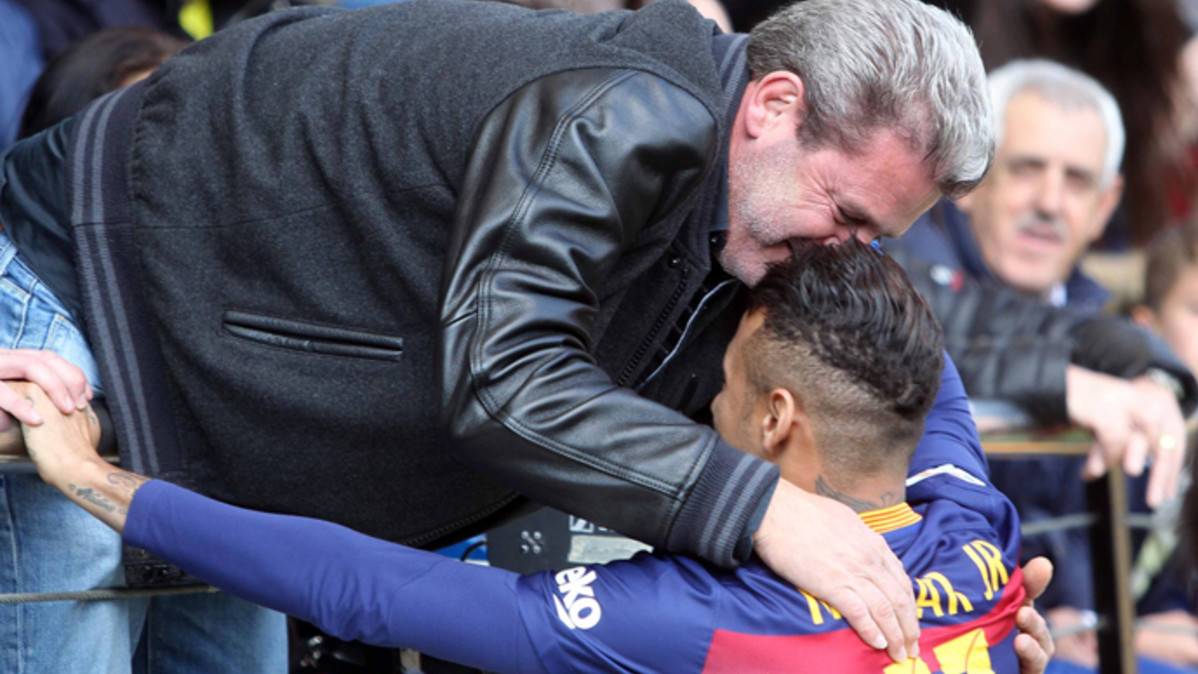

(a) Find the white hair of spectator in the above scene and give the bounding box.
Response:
[988,59,1125,188]
[746,0,993,198]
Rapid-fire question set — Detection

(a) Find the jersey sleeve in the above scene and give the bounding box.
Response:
[910,353,989,481]
[905,355,1022,568]
[123,480,548,674]
[514,553,721,673]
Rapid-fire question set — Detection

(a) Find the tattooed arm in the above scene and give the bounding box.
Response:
[9,380,145,533]
[59,468,148,533]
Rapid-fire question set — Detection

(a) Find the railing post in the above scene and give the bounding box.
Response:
[1087,467,1137,674]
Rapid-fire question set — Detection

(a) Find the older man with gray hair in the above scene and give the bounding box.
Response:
[968,59,1125,299]
[0,0,1054,669]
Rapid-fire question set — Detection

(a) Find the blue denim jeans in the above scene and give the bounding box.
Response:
[0,231,287,673]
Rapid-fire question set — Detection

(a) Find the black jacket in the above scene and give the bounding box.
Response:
[887,204,1198,421]
[12,1,777,565]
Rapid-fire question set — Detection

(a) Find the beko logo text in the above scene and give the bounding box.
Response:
[552,566,602,630]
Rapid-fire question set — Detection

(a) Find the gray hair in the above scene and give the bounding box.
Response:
[747,0,993,199]
[988,59,1125,187]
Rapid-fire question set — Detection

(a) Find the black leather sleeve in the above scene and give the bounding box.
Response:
[1069,317,1198,416]
[892,249,1198,421]
[438,69,779,567]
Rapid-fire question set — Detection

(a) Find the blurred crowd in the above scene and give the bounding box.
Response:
[5,0,1198,673]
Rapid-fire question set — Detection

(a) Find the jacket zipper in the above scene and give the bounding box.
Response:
[615,263,690,387]
[636,278,737,390]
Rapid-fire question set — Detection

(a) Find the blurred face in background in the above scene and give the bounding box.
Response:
[959,91,1122,297]
[1134,264,1198,378]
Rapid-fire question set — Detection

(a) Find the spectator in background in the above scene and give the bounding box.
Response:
[886,59,1197,671]
[0,0,43,151]
[0,0,180,151]
[11,0,177,63]
[1130,221,1198,671]
[927,0,1194,249]
[1135,222,1198,385]
[19,28,187,139]
[924,59,1123,310]
[887,59,1192,497]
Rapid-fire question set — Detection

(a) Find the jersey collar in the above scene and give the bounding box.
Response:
[858,503,922,535]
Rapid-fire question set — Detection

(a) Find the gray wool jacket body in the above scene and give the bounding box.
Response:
[4,0,781,565]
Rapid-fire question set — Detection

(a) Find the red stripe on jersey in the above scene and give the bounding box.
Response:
[701,568,1025,674]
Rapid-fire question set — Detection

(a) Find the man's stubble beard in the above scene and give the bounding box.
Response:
[720,150,798,287]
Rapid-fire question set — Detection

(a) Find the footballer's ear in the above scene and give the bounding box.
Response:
[762,387,819,464]
[761,388,799,456]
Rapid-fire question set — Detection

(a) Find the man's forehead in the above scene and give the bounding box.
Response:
[999,92,1107,166]
[843,131,944,237]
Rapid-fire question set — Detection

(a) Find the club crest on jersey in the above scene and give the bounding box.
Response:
[553,566,603,630]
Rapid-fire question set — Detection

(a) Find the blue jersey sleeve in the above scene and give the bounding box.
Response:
[906,354,1021,570]
[123,480,549,674]
[515,553,721,673]
[910,353,989,481]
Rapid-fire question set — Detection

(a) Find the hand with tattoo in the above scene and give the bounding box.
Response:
[9,380,145,532]
[8,381,101,484]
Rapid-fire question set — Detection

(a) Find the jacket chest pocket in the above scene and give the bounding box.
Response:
[223,310,404,362]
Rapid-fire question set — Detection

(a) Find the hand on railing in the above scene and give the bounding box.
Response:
[1065,365,1186,507]
[1045,606,1098,668]
[1135,610,1198,668]
[0,349,93,454]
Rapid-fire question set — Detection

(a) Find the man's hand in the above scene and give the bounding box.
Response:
[1045,606,1098,667]
[0,349,92,431]
[7,381,102,489]
[1016,557,1055,674]
[754,480,919,662]
[1065,365,1186,506]
[1135,610,1198,667]
[9,380,140,533]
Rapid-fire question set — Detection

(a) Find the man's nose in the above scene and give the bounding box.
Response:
[1034,169,1066,218]
[852,228,877,245]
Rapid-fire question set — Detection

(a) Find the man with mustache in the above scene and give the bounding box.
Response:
[887,59,1195,668]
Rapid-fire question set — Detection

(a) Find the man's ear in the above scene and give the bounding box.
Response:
[1089,174,1125,245]
[954,190,976,214]
[1130,304,1158,331]
[742,71,806,140]
[761,387,797,456]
